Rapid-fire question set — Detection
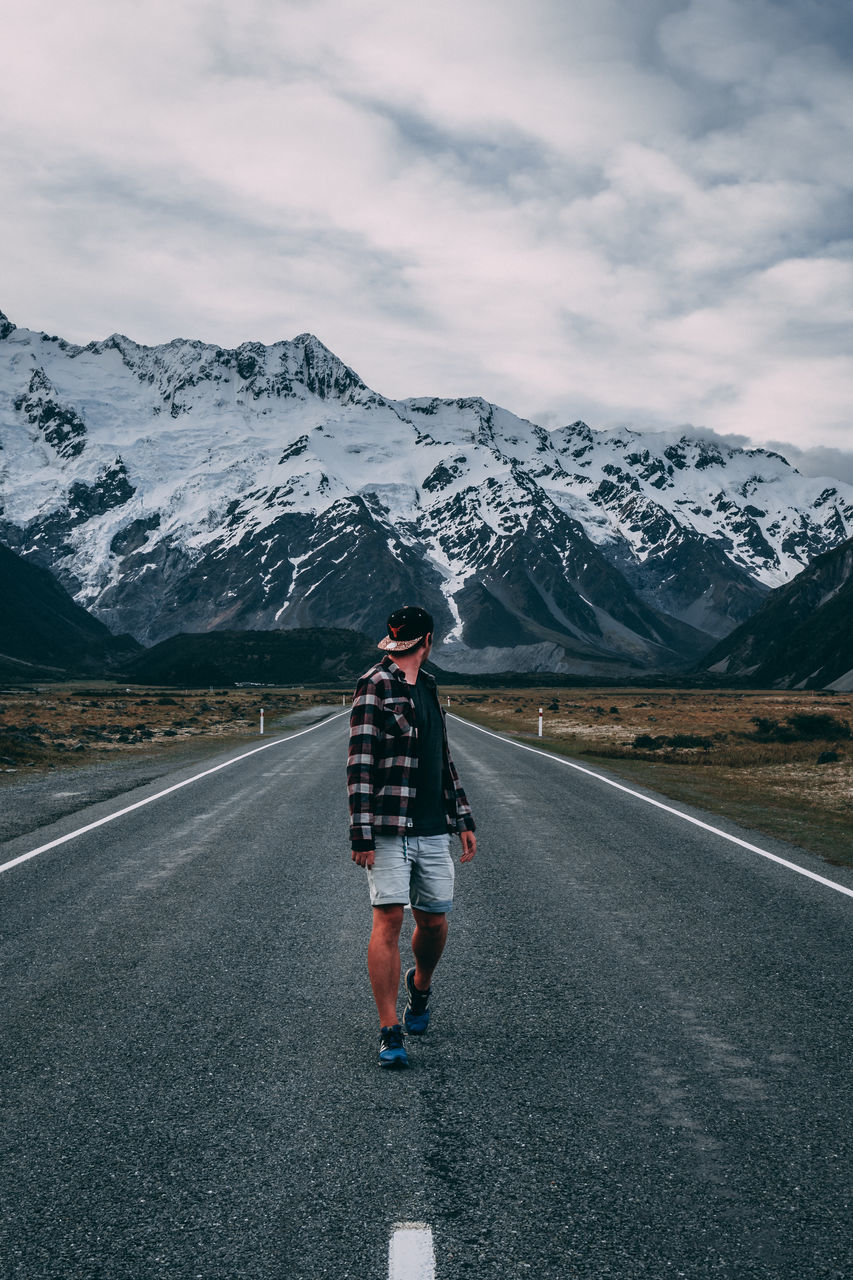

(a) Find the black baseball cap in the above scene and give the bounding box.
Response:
[377,605,435,653]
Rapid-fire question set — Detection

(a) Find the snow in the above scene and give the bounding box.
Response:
[2,315,853,639]
[275,553,311,621]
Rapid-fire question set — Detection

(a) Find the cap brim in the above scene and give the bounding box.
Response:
[377,634,426,652]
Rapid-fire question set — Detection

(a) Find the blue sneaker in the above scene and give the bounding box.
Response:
[403,968,431,1035]
[379,1024,408,1068]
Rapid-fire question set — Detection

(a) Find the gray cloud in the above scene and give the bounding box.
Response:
[764,441,853,486]
[671,425,753,450]
[350,96,570,199]
[0,0,851,457]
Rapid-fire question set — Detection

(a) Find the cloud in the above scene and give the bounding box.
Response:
[763,442,853,486]
[0,0,851,457]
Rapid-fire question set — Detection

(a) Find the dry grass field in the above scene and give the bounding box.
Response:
[447,688,853,868]
[1,682,850,868]
[0,684,343,771]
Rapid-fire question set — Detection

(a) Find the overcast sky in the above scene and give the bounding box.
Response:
[2,0,852,479]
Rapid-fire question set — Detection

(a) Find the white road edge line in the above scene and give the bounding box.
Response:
[450,714,853,901]
[389,1222,435,1280]
[0,711,350,877]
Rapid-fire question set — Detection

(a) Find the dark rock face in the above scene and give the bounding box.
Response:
[91,497,453,648]
[603,523,768,638]
[14,369,87,460]
[95,512,308,644]
[0,542,140,676]
[704,537,853,688]
[272,497,454,642]
[279,436,309,464]
[423,456,468,493]
[431,485,710,670]
[455,579,537,649]
[110,514,161,557]
[68,459,135,519]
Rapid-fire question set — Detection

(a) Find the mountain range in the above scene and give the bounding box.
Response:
[704,534,853,691]
[2,308,852,676]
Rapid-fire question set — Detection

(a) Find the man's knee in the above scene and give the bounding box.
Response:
[372,904,405,936]
[412,908,447,933]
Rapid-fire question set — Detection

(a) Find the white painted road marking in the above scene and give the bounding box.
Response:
[389,1223,435,1280]
[0,712,349,877]
[452,715,853,901]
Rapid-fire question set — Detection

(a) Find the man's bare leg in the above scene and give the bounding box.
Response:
[368,904,404,1025]
[411,908,448,992]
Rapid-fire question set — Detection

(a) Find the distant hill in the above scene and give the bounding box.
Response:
[121,628,381,687]
[0,542,140,679]
[704,536,853,689]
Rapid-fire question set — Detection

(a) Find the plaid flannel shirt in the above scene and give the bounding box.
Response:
[347,655,476,853]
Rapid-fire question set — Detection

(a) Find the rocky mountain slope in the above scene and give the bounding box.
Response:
[704,536,853,690]
[2,308,851,675]
[0,540,139,679]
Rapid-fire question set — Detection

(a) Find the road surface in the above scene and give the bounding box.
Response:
[1,712,850,1278]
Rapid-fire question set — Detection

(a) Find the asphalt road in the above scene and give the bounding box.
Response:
[1,712,850,1279]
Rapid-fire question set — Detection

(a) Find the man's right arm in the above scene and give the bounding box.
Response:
[347,677,381,867]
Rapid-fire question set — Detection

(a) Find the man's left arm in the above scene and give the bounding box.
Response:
[446,744,477,862]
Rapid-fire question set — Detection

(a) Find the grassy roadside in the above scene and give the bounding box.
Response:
[446,688,853,870]
[0,684,345,775]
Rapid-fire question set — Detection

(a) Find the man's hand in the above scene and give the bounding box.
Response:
[351,847,375,869]
[459,830,477,863]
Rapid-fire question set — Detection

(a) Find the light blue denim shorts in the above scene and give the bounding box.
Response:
[367,833,455,914]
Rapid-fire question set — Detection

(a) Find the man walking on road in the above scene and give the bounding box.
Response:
[348,606,477,1068]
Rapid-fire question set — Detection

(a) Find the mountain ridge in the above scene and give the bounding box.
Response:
[2,309,851,675]
[704,536,853,690]
[0,540,140,678]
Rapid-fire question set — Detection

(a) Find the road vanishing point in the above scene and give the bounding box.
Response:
[1,711,851,1278]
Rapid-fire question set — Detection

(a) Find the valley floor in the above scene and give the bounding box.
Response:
[1,682,850,868]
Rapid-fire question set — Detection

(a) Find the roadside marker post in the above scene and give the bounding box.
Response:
[538,707,543,737]
[260,709,264,736]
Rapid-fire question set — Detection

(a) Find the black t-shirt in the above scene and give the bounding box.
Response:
[407,675,447,836]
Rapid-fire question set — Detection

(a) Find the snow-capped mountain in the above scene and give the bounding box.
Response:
[2,308,851,675]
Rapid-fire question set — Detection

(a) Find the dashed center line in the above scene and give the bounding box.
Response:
[389,1223,435,1280]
